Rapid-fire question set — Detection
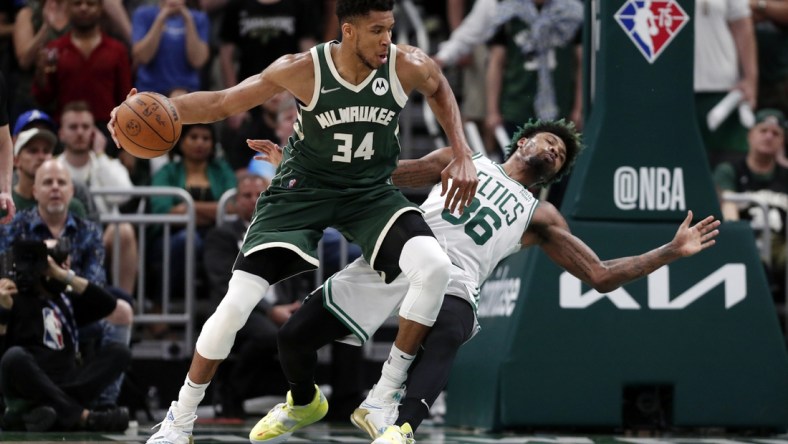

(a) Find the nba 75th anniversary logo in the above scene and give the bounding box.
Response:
[614,0,689,64]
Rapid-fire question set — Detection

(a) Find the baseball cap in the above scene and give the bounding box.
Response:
[754,108,786,129]
[13,109,56,136]
[13,128,58,157]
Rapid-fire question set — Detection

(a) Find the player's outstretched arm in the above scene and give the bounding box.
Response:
[524,205,720,294]
[108,52,314,147]
[247,141,457,190]
[397,44,477,214]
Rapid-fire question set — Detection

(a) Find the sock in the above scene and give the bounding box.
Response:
[175,375,209,414]
[289,382,317,407]
[374,345,415,396]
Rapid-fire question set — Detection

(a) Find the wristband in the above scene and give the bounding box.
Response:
[0,307,11,325]
[64,269,76,285]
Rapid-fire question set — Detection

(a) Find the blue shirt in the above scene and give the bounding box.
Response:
[0,208,106,285]
[132,5,210,94]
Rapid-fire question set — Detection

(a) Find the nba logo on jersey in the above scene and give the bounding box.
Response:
[614,0,689,64]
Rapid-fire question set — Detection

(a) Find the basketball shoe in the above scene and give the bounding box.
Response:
[146,401,197,444]
[249,385,328,443]
[372,422,415,444]
[350,384,405,439]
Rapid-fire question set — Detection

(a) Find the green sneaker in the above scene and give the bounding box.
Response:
[248,385,328,444]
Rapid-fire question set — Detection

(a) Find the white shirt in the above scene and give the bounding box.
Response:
[693,0,751,91]
[57,152,134,214]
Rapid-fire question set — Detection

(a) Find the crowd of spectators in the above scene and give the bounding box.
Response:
[0,0,784,431]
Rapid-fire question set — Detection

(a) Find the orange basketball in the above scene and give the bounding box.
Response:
[115,92,182,159]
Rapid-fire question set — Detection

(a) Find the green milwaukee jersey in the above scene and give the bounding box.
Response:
[281,41,408,188]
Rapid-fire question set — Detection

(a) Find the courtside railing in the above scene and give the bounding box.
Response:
[94,187,197,360]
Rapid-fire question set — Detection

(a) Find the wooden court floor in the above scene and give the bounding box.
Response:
[1,419,787,443]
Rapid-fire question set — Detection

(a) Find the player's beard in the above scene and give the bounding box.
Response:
[355,42,378,71]
[526,155,553,182]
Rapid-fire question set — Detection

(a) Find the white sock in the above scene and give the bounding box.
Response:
[373,345,415,396]
[175,375,209,414]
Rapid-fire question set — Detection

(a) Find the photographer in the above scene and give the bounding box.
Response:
[0,159,133,411]
[0,240,130,432]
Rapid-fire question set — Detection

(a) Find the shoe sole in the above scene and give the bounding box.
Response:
[350,408,379,440]
[249,431,294,444]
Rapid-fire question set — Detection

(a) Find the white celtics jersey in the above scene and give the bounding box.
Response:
[422,154,539,311]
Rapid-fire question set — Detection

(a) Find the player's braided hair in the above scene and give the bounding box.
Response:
[336,0,395,24]
[504,119,584,186]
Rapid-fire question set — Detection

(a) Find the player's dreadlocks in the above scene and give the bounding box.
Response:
[504,119,584,186]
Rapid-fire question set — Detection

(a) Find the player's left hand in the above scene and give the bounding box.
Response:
[0,192,15,224]
[440,153,478,215]
[247,139,283,167]
[671,211,721,257]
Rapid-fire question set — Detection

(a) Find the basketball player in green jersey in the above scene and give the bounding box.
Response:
[246,119,721,444]
[107,1,479,443]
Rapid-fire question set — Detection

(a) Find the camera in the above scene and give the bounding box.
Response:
[0,239,71,293]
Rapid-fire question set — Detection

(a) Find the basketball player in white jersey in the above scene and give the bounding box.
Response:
[246,119,720,444]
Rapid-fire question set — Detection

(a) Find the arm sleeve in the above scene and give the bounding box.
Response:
[72,283,118,326]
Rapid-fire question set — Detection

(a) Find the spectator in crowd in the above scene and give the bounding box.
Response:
[149,123,236,302]
[0,159,134,410]
[11,127,87,218]
[485,0,583,138]
[55,101,138,295]
[0,256,130,432]
[694,0,758,167]
[32,0,132,151]
[750,0,788,146]
[0,71,15,223]
[218,0,318,134]
[12,108,58,142]
[11,0,70,117]
[131,0,210,96]
[713,108,787,309]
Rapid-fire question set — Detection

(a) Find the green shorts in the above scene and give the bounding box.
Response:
[241,181,420,272]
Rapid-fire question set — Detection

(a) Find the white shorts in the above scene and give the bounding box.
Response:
[323,258,409,346]
[322,257,479,346]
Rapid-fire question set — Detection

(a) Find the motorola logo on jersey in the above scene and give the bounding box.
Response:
[372,78,389,96]
[614,0,689,64]
[613,166,686,211]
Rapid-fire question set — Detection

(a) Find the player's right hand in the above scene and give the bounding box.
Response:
[247,139,283,167]
[107,88,138,148]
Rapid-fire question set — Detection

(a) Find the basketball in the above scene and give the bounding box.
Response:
[115,92,182,159]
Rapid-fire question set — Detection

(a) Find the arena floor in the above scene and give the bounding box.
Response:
[2,418,787,443]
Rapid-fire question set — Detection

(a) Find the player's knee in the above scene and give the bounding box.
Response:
[422,249,451,286]
[401,236,452,287]
[106,299,134,326]
[196,271,268,359]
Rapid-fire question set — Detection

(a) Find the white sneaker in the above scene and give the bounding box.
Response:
[350,385,405,439]
[146,402,197,444]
